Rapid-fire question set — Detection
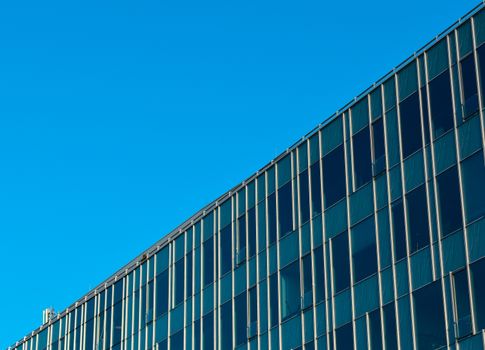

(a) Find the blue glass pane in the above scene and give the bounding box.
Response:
[335,322,353,350]
[429,70,454,139]
[406,185,430,253]
[322,144,346,208]
[280,260,301,321]
[332,231,350,293]
[391,200,407,261]
[352,126,372,188]
[413,281,447,349]
[220,225,232,276]
[436,165,463,236]
[235,292,247,346]
[278,182,293,238]
[268,193,277,245]
[462,151,485,223]
[352,216,377,283]
[299,170,310,224]
[310,162,322,216]
[399,91,422,158]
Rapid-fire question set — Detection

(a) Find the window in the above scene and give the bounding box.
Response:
[351,216,377,283]
[302,254,313,308]
[203,237,214,287]
[399,91,423,158]
[203,311,213,350]
[413,281,447,349]
[369,309,382,350]
[332,231,350,293]
[280,260,301,320]
[391,200,407,261]
[313,246,325,303]
[237,214,246,261]
[248,207,256,258]
[278,182,293,237]
[323,144,346,208]
[174,258,184,306]
[452,269,472,338]
[478,45,485,104]
[335,322,353,350]
[221,301,232,349]
[436,166,463,236]
[268,193,277,245]
[249,287,258,338]
[429,70,454,139]
[406,185,430,253]
[460,54,479,118]
[235,292,247,346]
[155,269,168,318]
[299,170,310,224]
[352,126,372,188]
[171,330,183,349]
[372,118,386,175]
[220,225,232,276]
[186,253,193,297]
[383,303,398,350]
[470,258,485,330]
[461,151,485,223]
[269,273,279,327]
[310,162,322,216]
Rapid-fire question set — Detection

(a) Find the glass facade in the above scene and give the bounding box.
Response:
[9,4,485,350]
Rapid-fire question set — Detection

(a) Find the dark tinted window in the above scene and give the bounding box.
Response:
[392,200,407,261]
[268,193,277,245]
[310,162,322,216]
[471,258,485,330]
[436,166,463,236]
[248,207,256,258]
[313,246,325,303]
[220,225,232,276]
[155,269,168,317]
[429,70,454,138]
[174,259,184,305]
[369,309,382,350]
[332,231,350,293]
[406,185,430,253]
[237,214,246,253]
[171,330,183,349]
[351,216,377,282]
[186,253,193,297]
[235,292,247,346]
[460,54,479,118]
[413,281,447,349]
[203,237,214,287]
[372,118,386,175]
[269,273,279,327]
[323,145,346,208]
[461,151,485,223]
[280,260,301,321]
[335,322,353,350]
[453,269,472,338]
[383,303,398,350]
[203,311,214,349]
[221,301,232,349]
[299,170,310,224]
[478,45,485,105]
[353,126,372,188]
[399,91,422,158]
[278,182,293,237]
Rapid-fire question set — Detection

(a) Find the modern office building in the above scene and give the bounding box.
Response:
[8,3,485,350]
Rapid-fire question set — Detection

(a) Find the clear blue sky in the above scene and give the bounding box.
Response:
[0,0,479,346]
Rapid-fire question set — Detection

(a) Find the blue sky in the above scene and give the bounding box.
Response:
[0,0,479,346]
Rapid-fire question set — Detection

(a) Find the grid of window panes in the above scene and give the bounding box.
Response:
[10,5,485,350]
